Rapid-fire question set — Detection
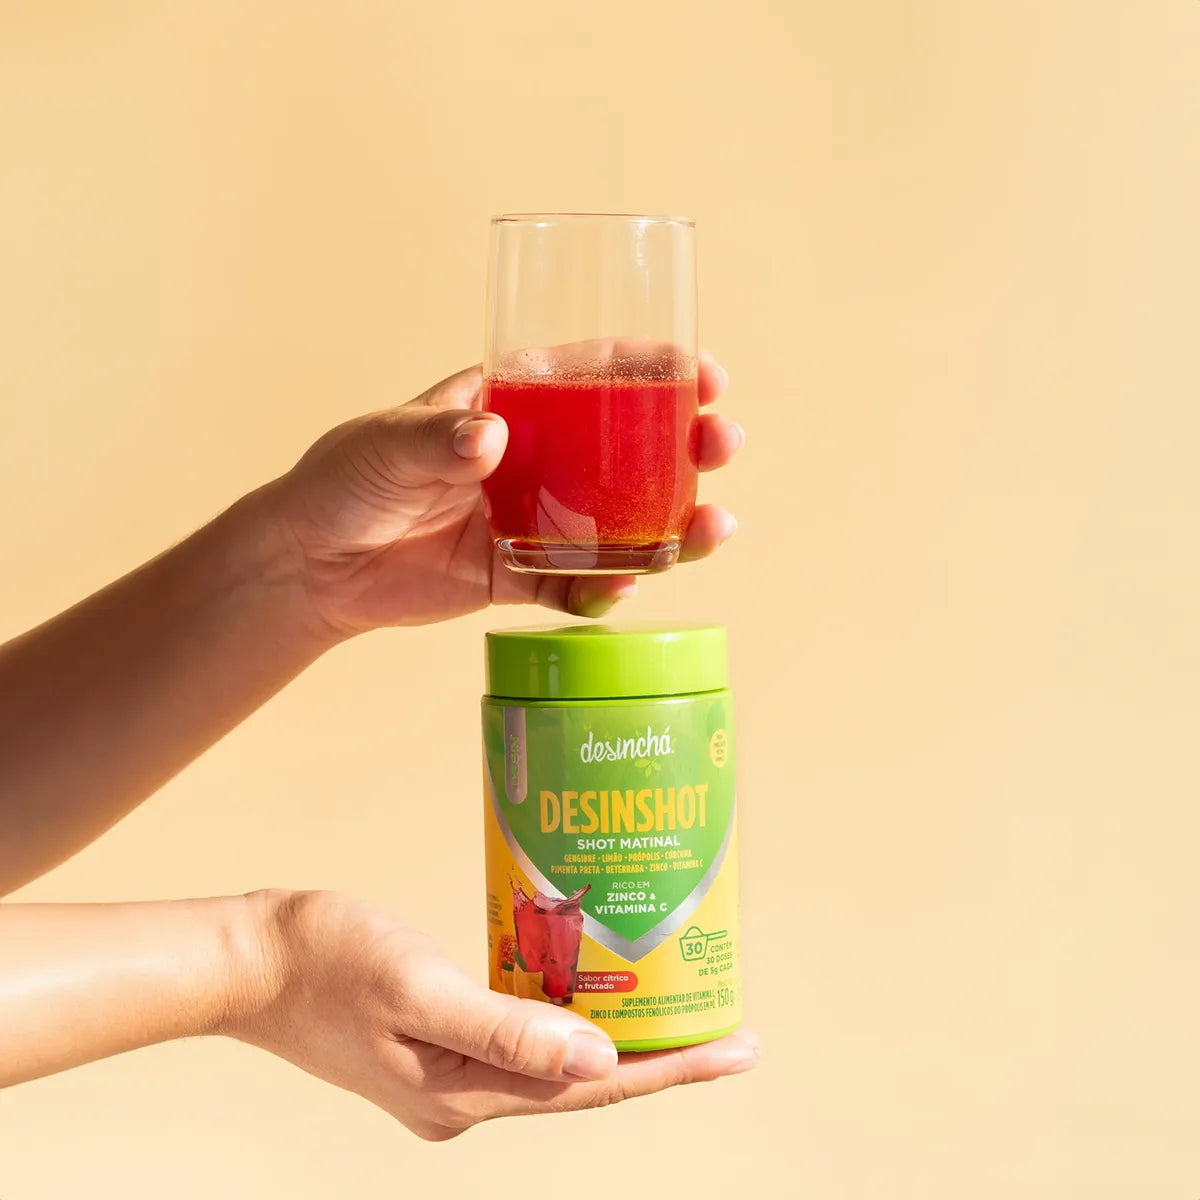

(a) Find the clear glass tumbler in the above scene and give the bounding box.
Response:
[482,213,699,575]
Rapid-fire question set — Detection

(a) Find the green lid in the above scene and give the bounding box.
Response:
[485,622,728,701]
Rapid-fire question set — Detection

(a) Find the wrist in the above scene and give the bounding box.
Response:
[214,889,294,1039]
[211,484,350,657]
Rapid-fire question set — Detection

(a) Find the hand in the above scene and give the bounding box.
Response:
[230,890,759,1141]
[265,350,743,636]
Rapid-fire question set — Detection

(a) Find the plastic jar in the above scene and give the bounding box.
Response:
[481,622,740,1050]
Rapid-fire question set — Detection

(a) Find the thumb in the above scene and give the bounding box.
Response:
[399,957,619,1083]
[368,407,508,487]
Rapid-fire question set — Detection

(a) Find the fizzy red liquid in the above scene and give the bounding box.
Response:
[511,881,590,1002]
[482,377,699,554]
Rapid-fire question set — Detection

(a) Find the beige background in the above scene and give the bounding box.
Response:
[2,1,1199,1196]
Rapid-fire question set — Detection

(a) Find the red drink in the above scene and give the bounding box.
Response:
[482,376,699,574]
[511,880,591,1002]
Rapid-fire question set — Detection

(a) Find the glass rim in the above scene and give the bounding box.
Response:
[491,212,695,228]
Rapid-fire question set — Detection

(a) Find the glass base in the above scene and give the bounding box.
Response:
[496,538,681,576]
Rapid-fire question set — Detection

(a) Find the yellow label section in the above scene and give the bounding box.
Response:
[484,772,741,1048]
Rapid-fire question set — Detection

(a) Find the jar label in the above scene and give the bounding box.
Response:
[483,696,735,962]
[483,694,740,1048]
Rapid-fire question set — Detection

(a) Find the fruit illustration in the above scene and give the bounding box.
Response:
[495,932,517,974]
[512,966,548,1002]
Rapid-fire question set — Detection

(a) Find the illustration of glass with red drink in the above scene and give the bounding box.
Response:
[510,878,590,1003]
[482,215,699,575]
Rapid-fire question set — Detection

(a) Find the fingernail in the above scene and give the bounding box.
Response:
[682,1029,760,1079]
[732,422,747,451]
[575,579,637,618]
[716,363,730,391]
[563,1032,619,1081]
[734,1029,761,1054]
[716,1032,760,1076]
[721,514,739,543]
[453,416,496,459]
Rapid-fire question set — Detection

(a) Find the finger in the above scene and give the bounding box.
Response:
[532,574,640,618]
[455,1031,761,1121]
[365,407,508,487]
[395,955,619,1083]
[678,504,738,563]
[585,1031,761,1108]
[698,348,730,406]
[695,412,746,472]
[408,364,484,411]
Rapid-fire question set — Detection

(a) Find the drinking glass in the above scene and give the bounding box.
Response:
[482,213,699,575]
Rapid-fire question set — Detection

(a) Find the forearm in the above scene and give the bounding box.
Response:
[0,895,269,1087]
[0,485,338,894]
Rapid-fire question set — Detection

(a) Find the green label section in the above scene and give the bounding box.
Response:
[483,697,734,943]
